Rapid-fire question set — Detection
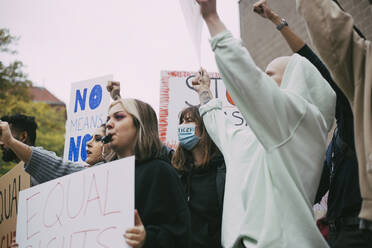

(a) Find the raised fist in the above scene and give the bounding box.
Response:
[192,68,211,94]
[253,0,275,20]
[106,81,121,100]
[0,121,13,146]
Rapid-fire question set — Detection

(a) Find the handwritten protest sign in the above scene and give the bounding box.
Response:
[159,71,246,149]
[16,156,135,248]
[63,75,112,163]
[0,162,30,248]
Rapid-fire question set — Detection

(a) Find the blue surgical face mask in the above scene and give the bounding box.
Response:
[178,123,200,151]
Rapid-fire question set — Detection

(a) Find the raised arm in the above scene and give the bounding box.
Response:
[0,120,84,183]
[296,0,369,102]
[193,69,261,158]
[196,0,226,37]
[253,0,354,144]
[253,0,334,90]
[253,0,305,52]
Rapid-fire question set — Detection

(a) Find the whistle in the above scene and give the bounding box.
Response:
[101,134,113,144]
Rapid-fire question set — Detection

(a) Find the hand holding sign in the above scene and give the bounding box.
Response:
[124,210,146,248]
[11,235,18,247]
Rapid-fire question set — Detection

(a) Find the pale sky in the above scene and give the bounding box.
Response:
[0,0,240,113]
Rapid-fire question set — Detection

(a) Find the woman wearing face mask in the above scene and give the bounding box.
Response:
[105,98,190,248]
[171,106,225,248]
[0,123,114,184]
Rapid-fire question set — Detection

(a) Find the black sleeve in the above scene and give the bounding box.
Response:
[297,45,355,147]
[136,161,191,248]
[315,160,330,204]
[315,140,333,204]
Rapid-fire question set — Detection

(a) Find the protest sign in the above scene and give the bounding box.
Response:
[63,75,112,163]
[0,162,30,248]
[16,156,135,248]
[159,71,246,149]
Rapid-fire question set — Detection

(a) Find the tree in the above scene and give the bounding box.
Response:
[0,28,66,176]
[0,29,31,100]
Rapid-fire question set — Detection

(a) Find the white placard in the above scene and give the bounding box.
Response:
[16,156,135,248]
[179,0,203,65]
[63,75,112,163]
[159,71,247,149]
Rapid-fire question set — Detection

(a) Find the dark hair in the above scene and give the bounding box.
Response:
[171,106,219,170]
[1,114,38,145]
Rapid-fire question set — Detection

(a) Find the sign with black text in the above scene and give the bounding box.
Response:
[159,71,247,149]
[0,162,30,248]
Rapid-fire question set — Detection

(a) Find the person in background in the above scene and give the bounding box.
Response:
[253,1,364,246]
[0,114,37,163]
[172,105,225,248]
[0,114,38,185]
[296,0,372,242]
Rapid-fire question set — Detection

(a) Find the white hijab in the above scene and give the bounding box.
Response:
[280,53,336,131]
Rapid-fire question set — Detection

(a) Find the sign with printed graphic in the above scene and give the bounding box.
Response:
[0,162,30,248]
[63,75,112,163]
[159,71,246,149]
[16,156,135,248]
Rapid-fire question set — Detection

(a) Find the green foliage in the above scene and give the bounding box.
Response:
[0,28,66,176]
[0,29,31,100]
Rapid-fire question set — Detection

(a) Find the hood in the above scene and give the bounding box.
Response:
[280,54,336,131]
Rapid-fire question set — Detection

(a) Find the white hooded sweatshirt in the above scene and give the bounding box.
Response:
[200,31,336,248]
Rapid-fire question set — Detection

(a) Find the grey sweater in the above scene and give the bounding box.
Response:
[25,147,90,184]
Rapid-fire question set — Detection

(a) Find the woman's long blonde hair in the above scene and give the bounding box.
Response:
[108,98,162,162]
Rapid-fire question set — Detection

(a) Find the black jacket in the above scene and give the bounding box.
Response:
[135,158,191,248]
[297,45,361,219]
[177,153,226,248]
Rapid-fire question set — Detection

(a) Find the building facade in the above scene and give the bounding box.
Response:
[239,0,372,69]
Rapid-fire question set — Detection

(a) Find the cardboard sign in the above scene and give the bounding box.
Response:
[0,162,30,248]
[159,71,247,149]
[63,75,112,163]
[16,156,135,248]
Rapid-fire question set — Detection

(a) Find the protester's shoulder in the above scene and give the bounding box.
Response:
[139,158,178,177]
[159,144,175,163]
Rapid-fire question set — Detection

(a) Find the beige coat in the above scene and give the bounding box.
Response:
[297,0,372,220]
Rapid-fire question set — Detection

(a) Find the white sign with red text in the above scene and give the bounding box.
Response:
[159,71,246,149]
[16,156,135,248]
